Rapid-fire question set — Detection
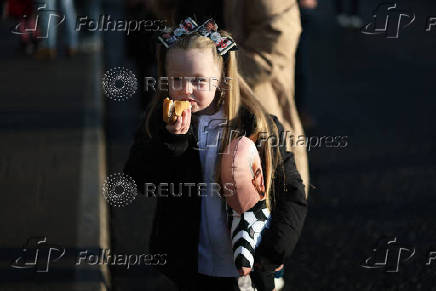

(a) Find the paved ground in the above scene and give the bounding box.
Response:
[0,14,107,291]
[285,0,436,290]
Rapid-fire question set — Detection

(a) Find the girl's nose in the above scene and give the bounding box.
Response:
[182,79,193,96]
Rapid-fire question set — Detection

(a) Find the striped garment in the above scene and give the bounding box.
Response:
[228,199,271,270]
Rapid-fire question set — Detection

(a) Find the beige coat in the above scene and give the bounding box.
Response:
[224,0,309,196]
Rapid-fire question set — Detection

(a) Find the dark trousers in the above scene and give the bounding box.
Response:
[336,0,359,15]
[192,273,240,291]
[176,271,275,291]
[161,269,241,291]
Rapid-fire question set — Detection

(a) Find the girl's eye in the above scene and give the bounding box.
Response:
[193,78,208,87]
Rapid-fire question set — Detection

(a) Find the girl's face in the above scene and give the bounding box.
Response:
[166,48,221,113]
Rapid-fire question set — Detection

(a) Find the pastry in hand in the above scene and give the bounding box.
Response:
[163,97,191,124]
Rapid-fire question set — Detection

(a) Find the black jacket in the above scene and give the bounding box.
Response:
[123,105,308,290]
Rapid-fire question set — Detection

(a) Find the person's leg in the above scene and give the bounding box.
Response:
[224,276,241,291]
[336,0,351,27]
[349,0,362,28]
[195,273,240,291]
[80,0,102,53]
[35,0,59,58]
[294,16,307,112]
[351,0,358,15]
[335,0,342,14]
[295,9,316,130]
[250,269,275,291]
[58,0,78,51]
[39,0,57,49]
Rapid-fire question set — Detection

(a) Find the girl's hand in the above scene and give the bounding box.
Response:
[238,267,251,276]
[165,108,191,135]
[300,0,317,9]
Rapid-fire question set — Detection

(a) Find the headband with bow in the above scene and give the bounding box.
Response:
[158,17,238,56]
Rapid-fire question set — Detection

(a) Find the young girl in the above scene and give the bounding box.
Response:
[124,18,307,291]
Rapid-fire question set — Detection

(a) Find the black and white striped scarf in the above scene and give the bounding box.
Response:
[227,199,271,270]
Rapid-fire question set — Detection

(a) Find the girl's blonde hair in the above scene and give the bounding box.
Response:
[145,31,282,210]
